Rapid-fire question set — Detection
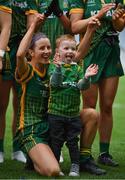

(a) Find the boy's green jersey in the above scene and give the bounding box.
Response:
[37,0,70,54]
[48,63,89,117]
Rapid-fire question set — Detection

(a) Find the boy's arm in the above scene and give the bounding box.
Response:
[77,77,90,90]
[77,64,98,90]
[50,66,63,87]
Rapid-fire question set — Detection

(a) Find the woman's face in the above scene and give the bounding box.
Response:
[31,38,52,64]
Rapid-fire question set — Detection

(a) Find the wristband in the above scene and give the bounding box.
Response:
[0,49,5,58]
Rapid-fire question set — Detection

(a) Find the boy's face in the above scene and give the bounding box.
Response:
[58,40,77,64]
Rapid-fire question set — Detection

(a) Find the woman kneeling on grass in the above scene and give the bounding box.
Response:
[15,13,60,177]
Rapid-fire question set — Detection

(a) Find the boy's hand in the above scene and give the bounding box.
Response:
[53,53,62,67]
[85,64,98,79]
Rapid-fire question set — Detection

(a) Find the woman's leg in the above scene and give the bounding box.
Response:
[98,77,119,166]
[11,83,26,163]
[80,84,98,153]
[0,80,12,162]
[29,143,60,176]
[80,84,106,175]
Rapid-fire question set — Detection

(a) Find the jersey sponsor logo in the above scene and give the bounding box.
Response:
[91,9,114,16]
[11,0,28,9]
[87,0,95,4]
[62,82,78,88]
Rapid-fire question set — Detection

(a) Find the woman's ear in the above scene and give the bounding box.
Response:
[28,49,34,57]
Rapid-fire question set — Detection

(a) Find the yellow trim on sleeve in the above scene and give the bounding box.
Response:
[25,10,38,15]
[69,8,84,15]
[0,6,12,13]
[15,65,34,84]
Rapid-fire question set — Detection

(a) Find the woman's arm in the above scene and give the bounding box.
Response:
[16,14,44,75]
[0,11,12,69]
[58,15,72,34]
[75,18,100,60]
[70,3,115,34]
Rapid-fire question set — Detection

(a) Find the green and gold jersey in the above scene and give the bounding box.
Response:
[0,0,12,13]
[10,0,37,40]
[15,63,50,131]
[69,0,124,52]
[48,63,87,117]
[37,0,70,54]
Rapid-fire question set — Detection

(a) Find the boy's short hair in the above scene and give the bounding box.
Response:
[56,34,76,48]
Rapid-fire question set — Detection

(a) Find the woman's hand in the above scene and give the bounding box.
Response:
[87,17,101,32]
[112,3,125,21]
[33,13,45,27]
[96,3,115,19]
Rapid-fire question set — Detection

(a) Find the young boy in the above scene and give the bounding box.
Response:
[48,33,99,176]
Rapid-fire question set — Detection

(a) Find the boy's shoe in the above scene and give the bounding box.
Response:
[0,152,4,163]
[80,157,106,175]
[98,153,119,167]
[59,152,64,163]
[12,151,26,163]
[69,163,79,177]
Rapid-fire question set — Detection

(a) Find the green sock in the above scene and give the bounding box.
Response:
[80,147,91,163]
[100,142,109,154]
[13,137,20,152]
[0,139,4,152]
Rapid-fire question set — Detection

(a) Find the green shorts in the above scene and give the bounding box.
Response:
[15,121,49,155]
[84,39,124,83]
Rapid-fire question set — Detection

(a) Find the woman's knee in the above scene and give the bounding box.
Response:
[80,108,98,125]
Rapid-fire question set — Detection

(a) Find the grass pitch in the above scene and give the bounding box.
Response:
[0,77,125,179]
